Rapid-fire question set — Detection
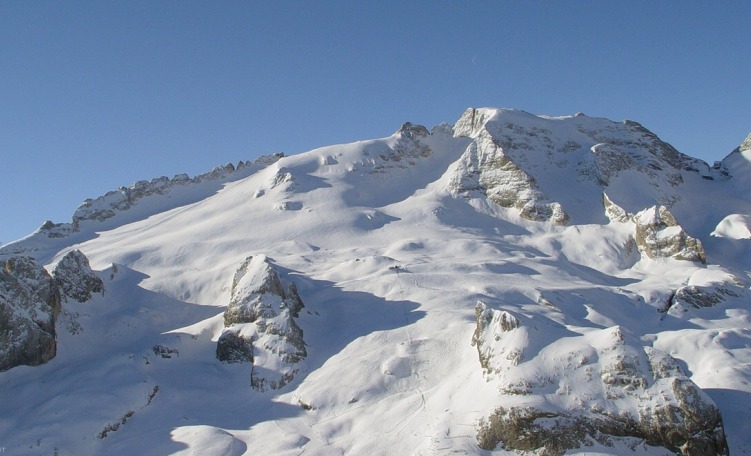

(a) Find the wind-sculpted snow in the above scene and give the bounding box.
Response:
[1,107,751,455]
[712,213,751,239]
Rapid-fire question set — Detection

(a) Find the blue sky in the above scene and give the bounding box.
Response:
[1,1,749,245]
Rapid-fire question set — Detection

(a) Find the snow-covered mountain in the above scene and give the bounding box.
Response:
[2,107,750,455]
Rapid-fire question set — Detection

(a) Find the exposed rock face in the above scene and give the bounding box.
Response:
[0,256,61,371]
[382,122,432,163]
[73,162,251,226]
[223,255,303,325]
[25,154,286,242]
[665,282,742,316]
[603,196,706,263]
[450,108,568,225]
[449,107,721,226]
[634,206,705,263]
[53,250,104,303]
[588,142,638,186]
[718,131,751,186]
[397,121,430,140]
[218,255,306,391]
[579,118,708,187]
[38,220,77,239]
[216,330,254,364]
[736,131,751,154]
[472,302,524,371]
[473,302,728,455]
[603,193,630,223]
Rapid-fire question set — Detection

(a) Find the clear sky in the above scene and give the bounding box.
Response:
[1,1,749,245]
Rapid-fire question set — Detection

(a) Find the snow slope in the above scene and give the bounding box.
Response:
[1,109,750,455]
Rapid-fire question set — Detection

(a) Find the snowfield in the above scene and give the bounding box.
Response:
[1,108,750,455]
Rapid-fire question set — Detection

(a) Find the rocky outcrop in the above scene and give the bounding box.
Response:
[27,155,286,242]
[603,193,630,223]
[380,122,432,164]
[603,196,705,263]
[634,206,705,263]
[0,256,61,371]
[473,303,728,455]
[53,250,104,303]
[580,119,709,187]
[450,108,568,225]
[72,161,253,226]
[735,131,751,155]
[350,122,433,176]
[472,302,524,371]
[717,131,751,185]
[449,107,725,226]
[216,330,254,364]
[218,255,306,391]
[397,121,430,140]
[665,282,742,316]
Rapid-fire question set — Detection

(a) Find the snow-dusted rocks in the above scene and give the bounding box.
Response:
[215,330,254,364]
[0,251,103,371]
[218,255,306,391]
[3,107,751,455]
[23,154,285,244]
[397,121,429,140]
[634,205,705,263]
[450,108,568,225]
[473,304,728,455]
[380,122,433,163]
[349,121,433,177]
[666,282,743,316]
[0,256,61,371]
[737,132,751,154]
[472,302,524,370]
[604,195,706,263]
[53,250,104,303]
[603,192,631,223]
[73,162,250,225]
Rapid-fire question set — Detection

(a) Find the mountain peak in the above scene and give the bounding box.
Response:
[396,121,430,139]
[738,131,751,154]
[1,106,749,455]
